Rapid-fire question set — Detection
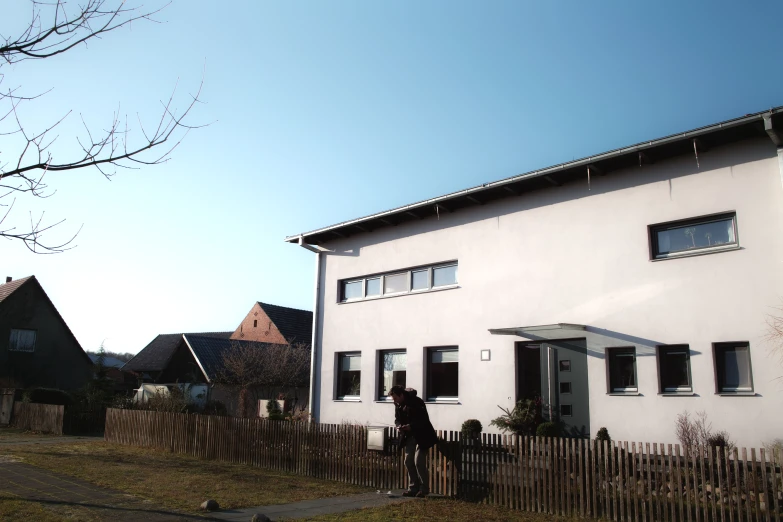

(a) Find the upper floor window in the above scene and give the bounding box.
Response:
[336,352,361,400]
[606,347,637,393]
[649,212,738,260]
[713,342,753,394]
[657,345,692,393]
[9,329,36,352]
[378,350,406,400]
[340,262,458,302]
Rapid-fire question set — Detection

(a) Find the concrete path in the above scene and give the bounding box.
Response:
[0,460,213,521]
[212,491,416,521]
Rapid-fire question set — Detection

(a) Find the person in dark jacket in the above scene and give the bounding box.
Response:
[389,385,437,497]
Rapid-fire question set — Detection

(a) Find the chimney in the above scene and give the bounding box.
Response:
[5,277,11,283]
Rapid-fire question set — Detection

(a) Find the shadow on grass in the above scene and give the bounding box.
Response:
[0,495,219,520]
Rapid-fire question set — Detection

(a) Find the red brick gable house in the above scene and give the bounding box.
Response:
[0,276,92,390]
[230,302,312,345]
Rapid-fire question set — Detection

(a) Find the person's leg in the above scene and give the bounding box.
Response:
[415,443,429,495]
[404,436,420,494]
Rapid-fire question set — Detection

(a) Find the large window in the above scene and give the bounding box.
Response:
[657,345,692,393]
[339,262,458,302]
[378,350,407,400]
[336,352,361,399]
[427,347,458,401]
[9,329,36,352]
[606,347,637,393]
[713,343,753,393]
[650,213,738,259]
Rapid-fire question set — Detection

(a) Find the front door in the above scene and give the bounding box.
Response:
[516,339,590,438]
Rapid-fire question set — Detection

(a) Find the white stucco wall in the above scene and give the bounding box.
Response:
[310,137,783,448]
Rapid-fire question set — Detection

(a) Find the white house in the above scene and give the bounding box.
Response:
[286,107,783,448]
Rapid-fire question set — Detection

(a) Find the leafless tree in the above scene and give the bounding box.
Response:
[1,0,205,253]
[216,341,311,417]
[764,299,783,374]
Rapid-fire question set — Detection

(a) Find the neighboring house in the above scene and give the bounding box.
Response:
[286,107,783,447]
[0,276,93,390]
[123,302,313,414]
[87,354,137,394]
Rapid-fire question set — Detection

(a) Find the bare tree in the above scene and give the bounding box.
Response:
[765,299,783,374]
[1,0,204,253]
[216,341,311,417]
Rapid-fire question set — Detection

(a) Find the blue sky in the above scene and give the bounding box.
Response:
[3,1,782,354]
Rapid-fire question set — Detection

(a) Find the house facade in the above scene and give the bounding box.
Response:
[287,108,783,448]
[0,276,93,390]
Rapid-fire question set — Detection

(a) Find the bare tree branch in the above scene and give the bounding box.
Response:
[0,0,206,253]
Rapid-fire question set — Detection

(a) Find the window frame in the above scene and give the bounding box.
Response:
[712,342,754,394]
[648,211,739,260]
[338,261,458,303]
[377,349,407,401]
[560,404,573,417]
[335,352,362,401]
[559,382,572,394]
[426,346,459,402]
[656,345,693,394]
[8,328,37,352]
[605,347,638,394]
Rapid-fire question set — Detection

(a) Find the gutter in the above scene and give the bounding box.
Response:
[285,107,783,243]
[300,236,322,422]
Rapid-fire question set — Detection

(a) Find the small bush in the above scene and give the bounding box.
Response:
[461,419,483,439]
[707,430,734,450]
[536,422,560,438]
[266,399,281,415]
[490,398,543,436]
[202,400,227,416]
[23,388,72,406]
[268,412,285,421]
[596,427,611,443]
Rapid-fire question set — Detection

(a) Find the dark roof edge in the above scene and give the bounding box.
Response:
[285,106,783,243]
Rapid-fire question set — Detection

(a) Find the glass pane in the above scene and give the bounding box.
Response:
[9,329,35,352]
[428,357,459,398]
[365,278,381,297]
[431,349,459,363]
[559,360,571,372]
[656,217,736,256]
[559,382,572,394]
[411,270,429,291]
[661,351,690,390]
[338,354,361,397]
[380,351,407,397]
[721,346,752,390]
[433,265,457,287]
[560,404,573,417]
[342,281,362,301]
[384,273,408,294]
[610,351,636,390]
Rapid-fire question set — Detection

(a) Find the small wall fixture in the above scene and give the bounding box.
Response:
[481,349,491,361]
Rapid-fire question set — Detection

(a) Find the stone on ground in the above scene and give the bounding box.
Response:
[200,499,219,511]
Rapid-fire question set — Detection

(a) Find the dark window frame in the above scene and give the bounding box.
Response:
[712,342,754,394]
[377,349,407,401]
[559,382,572,394]
[648,211,739,260]
[560,404,573,417]
[656,345,693,394]
[605,347,638,394]
[426,346,459,401]
[338,261,458,303]
[559,360,571,372]
[335,352,362,400]
[8,328,37,352]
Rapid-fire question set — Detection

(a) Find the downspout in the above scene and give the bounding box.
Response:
[299,236,322,423]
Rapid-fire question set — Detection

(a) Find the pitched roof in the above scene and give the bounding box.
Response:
[285,106,783,245]
[183,335,289,382]
[0,276,34,304]
[122,331,233,373]
[88,354,126,369]
[258,302,312,344]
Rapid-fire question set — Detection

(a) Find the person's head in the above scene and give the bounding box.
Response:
[389,385,406,405]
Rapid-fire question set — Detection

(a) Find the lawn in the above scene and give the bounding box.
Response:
[0,437,370,515]
[300,496,578,522]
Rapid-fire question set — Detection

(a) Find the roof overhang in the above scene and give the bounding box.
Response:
[285,107,783,246]
[489,324,586,337]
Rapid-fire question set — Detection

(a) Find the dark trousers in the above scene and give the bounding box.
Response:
[404,435,428,493]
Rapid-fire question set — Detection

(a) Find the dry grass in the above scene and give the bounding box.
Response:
[0,441,371,514]
[299,496,581,521]
[0,427,50,439]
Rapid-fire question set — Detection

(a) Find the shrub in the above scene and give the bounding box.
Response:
[596,427,611,443]
[675,410,734,458]
[489,398,542,436]
[536,422,560,437]
[461,419,483,440]
[266,399,281,415]
[202,400,227,416]
[23,388,72,406]
[707,430,735,450]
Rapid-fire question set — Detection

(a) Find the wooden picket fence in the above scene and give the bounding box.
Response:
[11,401,64,434]
[104,409,782,521]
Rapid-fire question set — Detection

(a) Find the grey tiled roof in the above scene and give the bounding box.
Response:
[184,335,288,382]
[122,332,232,373]
[258,302,312,344]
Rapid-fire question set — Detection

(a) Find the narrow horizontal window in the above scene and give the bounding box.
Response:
[339,261,458,303]
[713,342,753,393]
[650,213,738,259]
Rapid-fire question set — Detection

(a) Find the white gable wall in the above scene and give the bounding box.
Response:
[311,137,783,448]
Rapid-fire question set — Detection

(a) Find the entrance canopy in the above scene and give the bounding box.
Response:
[489,323,586,338]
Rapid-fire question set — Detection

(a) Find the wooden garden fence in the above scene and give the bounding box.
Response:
[104,409,782,521]
[11,401,64,434]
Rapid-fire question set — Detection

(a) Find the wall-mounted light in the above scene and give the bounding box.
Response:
[481,349,491,361]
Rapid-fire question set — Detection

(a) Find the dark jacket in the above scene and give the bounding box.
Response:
[394,390,438,451]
